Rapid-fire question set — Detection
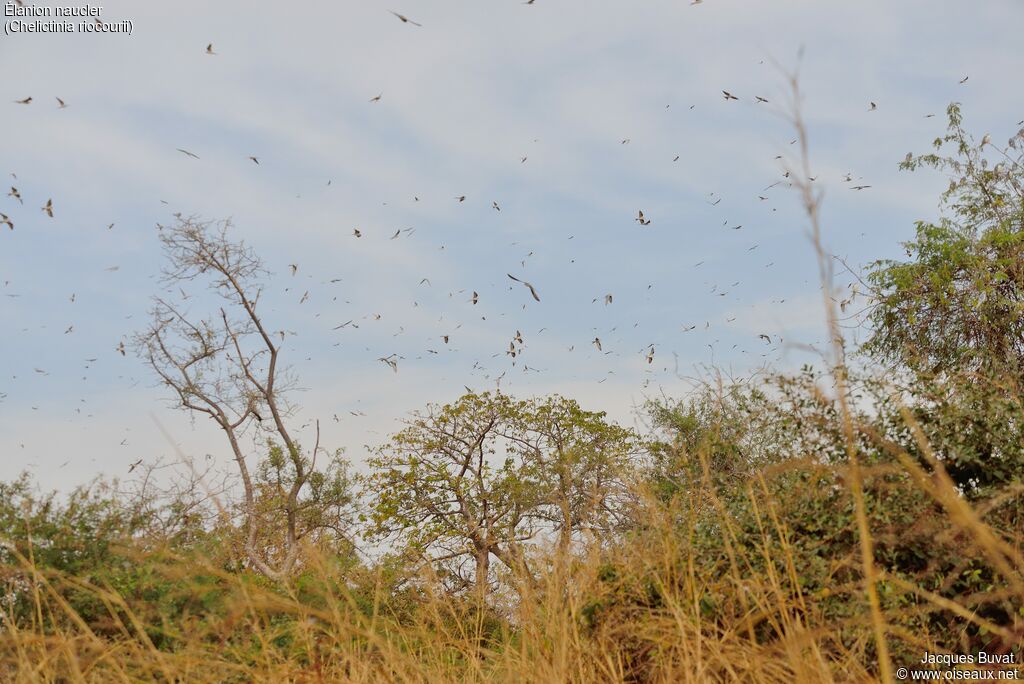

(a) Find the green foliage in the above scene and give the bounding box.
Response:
[596,366,1024,673]
[252,440,356,557]
[363,392,641,594]
[0,474,221,640]
[645,382,791,500]
[864,104,1024,495]
[866,103,1024,378]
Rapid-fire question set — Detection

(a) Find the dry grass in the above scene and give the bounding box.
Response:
[2,442,1022,683]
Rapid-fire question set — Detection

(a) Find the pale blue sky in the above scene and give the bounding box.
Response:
[2,0,1022,490]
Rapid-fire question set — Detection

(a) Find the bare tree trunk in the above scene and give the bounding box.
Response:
[475,545,490,599]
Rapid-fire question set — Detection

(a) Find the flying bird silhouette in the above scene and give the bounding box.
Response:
[388,10,422,26]
[507,274,540,302]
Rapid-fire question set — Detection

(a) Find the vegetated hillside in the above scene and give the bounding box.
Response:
[1,107,1022,682]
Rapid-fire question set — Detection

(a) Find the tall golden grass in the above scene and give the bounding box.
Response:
[2,438,1022,683]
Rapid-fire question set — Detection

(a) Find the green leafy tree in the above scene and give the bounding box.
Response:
[498,395,642,556]
[363,392,639,598]
[644,381,790,501]
[865,105,1024,494]
[866,103,1024,377]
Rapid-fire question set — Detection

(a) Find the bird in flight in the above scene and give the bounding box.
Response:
[1,213,12,230]
[176,148,200,159]
[493,201,501,211]
[56,97,68,108]
[206,43,216,55]
[507,274,540,302]
[755,95,769,103]
[455,195,466,202]
[353,228,362,238]
[636,210,651,225]
[851,185,871,191]
[959,75,969,84]
[14,97,32,105]
[378,354,400,372]
[722,90,739,101]
[8,187,22,204]
[869,102,877,111]
[41,198,53,217]
[388,10,422,26]
[248,156,259,165]
[759,334,771,343]
[593,337,602,351]
[370,93,383,102]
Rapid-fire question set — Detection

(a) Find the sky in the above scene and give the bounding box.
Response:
[2,0,1023,493]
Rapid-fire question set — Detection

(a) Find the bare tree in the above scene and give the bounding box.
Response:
[135,217,352,580]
